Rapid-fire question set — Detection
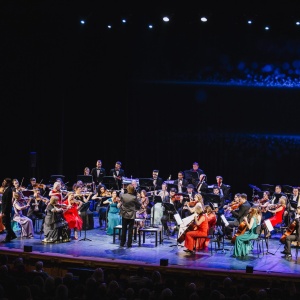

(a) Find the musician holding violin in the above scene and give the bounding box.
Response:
[102,190,121,235]
[224,193,251,240]
[27,177,47,193]
[42,196,71,243]
[63,193,83,240]
[49,181,68,204]
[263,196,287,238]
[281,206,300,260]
[27,188,49,231]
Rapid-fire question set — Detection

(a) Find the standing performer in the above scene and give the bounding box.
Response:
[102,190,121,235]
[117,184,141,248]
[1,178,17,243]
[183,204,209,254]
[110,161,125,190]
[91,160,106,188]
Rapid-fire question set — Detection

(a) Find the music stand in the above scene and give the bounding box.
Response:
[184,170,199,185]
[79,202,92,241]
[150,196,162,228]
[77,175,93,184]
[49,175,65,184]
[102,176,117,190]
[139,178,154,191]
[202,193,221,206]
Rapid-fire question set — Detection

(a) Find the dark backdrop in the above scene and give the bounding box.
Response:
[1,1,300,197]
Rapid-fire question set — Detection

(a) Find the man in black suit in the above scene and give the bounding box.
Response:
[118,184,141,248]
[91,160,106,186]
[1,178,17,243]
[224,193,251,239]
[173,171,189,194]
[151,169,163,191]
[110,161,125,190]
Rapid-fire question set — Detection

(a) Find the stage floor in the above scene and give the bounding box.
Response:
[1,216,300,280]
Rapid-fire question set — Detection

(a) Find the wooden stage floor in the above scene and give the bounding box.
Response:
[1,216,300,283]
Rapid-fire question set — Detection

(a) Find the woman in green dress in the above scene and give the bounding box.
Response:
[103,190,121,235]
[233,207,261,257]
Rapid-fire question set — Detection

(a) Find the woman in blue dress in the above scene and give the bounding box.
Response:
[103,190,121,235]
[233,207,262,257]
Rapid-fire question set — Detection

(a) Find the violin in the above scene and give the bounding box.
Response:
[230,202,242,211]
[171,194,183,202]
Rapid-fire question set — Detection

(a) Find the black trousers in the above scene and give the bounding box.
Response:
[120,218,134,247]
[3,212,17,239]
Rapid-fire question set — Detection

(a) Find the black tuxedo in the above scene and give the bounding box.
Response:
[91,167,106,185]
[109,168,125,190]
[173,179,189,193]
[152,177,163,190]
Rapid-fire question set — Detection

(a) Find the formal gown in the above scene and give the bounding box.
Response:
[234,217,259,257]
[106,199,121,235]
[184,215,209,251]
[63,201,83,231]
[267,207,285,227]
[12,200,34,238]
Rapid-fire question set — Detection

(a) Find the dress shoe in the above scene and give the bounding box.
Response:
[120,244,125,247]
[284,254,292,260]
[281,250,288,254]
[127,245,132,248]
[2,238,11,243]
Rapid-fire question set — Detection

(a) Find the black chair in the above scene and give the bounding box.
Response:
[251,224,265,257]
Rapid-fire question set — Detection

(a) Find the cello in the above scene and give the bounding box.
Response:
[231,220,247,244]
[280,220,296,244]
[177,219,198,243]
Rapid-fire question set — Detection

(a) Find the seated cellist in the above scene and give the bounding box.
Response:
[183,203,209,254]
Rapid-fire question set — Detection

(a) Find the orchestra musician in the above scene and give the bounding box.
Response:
[222,193,241,221]
[92,184,111,228]
[216,176,231,201]
[91,160,106,187]
[263,196,287,238]
[151,170,163,191]
[181,193,204,219]
[135,190,149,231]
[42,196,71,243]
[83,167,95,193]
[73,184,93,229]
[189,162,204,186]
[224,193,251,240]
[27,177,47,193]
[196,174,208,194]
[178,184,196,219]
[109,161,125,190]
[1,178,17,243]
[49,182,68,204]
[102,190,121,235]
[256,191,272,222]
[173,171,188,194]
[12,191,34,239]
[233,207,262,257]
[183,203,209,254]
[161,188,177,236]
[63,192,83,240]
[281,206,300,260]
[284,187,300,227]
[27,188,48,231]
[270,185,286,205]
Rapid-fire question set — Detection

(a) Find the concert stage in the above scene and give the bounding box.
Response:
[1,216,300,285]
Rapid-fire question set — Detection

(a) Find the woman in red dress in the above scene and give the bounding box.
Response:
[183,204,209,253]
[63,193,83,240]
[264,196,286,237]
